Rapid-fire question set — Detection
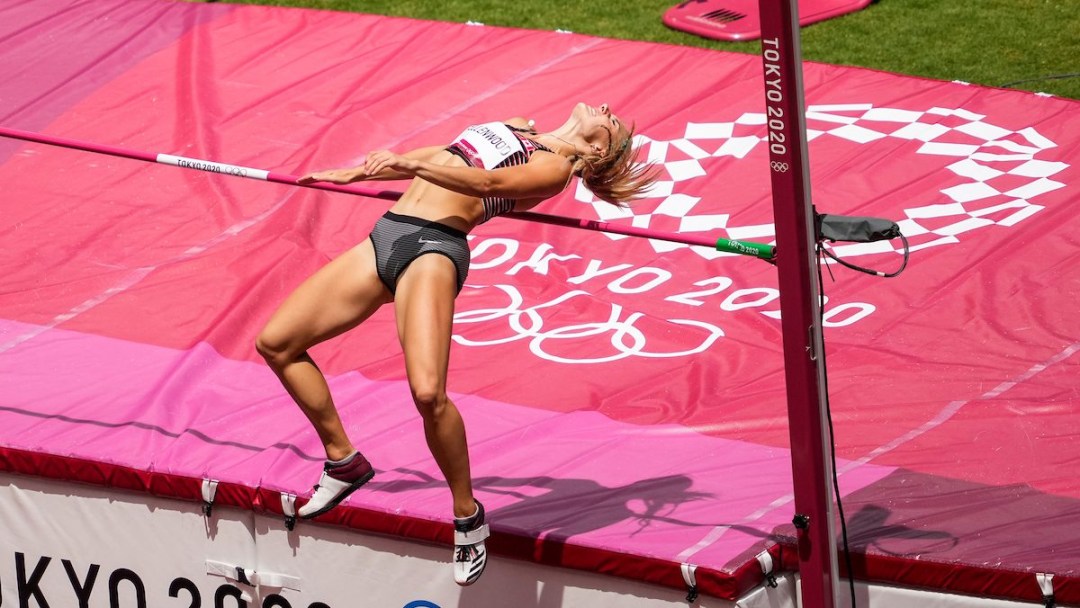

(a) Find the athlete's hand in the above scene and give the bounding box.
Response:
[363,150,417,176]
[297,168,358,185]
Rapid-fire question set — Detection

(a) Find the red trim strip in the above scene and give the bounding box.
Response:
[4,447,1075,603]
[0,447,757,600]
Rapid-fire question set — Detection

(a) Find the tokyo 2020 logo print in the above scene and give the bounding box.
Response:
[455,103,1069,364]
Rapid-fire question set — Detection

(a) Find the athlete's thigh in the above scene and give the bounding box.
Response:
[262,239,391,351]
[393,254,459,387]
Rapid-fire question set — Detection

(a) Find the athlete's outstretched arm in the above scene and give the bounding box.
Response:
[363,150,573,201]
[297,145,447,184]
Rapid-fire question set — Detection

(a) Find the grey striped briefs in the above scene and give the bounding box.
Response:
[369,211,470,295]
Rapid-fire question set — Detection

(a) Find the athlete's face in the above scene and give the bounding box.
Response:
[573,102,625,157]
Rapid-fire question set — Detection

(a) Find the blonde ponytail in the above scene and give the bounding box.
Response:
[575,124,660,205]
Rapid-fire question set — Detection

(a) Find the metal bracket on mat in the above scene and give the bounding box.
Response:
[680,562,699,604]
[756,550,779,588]
[201,479,219,517]
[281,492,297,531]
[1036,573,1055,608]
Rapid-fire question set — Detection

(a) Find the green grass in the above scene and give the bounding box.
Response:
[225,0,1080,99]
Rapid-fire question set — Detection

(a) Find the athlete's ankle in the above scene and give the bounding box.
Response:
[453,500,478,520]
[324,450,371,483]
[326,450,357,466]
[325,444,357,463]
[454,500,484,530]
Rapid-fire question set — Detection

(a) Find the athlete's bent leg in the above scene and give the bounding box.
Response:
[256,239,390,517]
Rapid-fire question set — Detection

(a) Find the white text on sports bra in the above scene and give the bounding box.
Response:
[467,125,513,155]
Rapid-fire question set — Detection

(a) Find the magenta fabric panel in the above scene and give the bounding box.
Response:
[0,0,234,163]
[0,319,895,574]
[2,0,1080,600]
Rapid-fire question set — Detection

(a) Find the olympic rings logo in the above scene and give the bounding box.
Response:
[770,161,789,173]
[453,285,724,364]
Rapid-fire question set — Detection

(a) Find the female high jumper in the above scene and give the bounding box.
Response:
[256,102,657,585]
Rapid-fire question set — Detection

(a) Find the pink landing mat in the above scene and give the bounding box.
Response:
[0,318,893,594]
[1,0,1079,602]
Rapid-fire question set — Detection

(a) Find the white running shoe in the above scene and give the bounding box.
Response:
[453,501,490,586]
[297,452,375,519]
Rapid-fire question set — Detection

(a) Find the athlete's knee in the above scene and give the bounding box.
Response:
[255,328,301,370]
[410,381,448,418]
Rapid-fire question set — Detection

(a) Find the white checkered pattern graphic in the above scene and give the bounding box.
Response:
[575,104,1069,260]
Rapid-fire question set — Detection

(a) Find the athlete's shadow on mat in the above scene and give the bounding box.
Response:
[370,468,781,545]
[845,504,959,557]
[808,504,960,608]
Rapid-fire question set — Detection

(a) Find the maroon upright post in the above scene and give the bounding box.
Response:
[756,0,839,606]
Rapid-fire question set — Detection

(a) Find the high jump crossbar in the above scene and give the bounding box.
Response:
[0,126,775,262]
